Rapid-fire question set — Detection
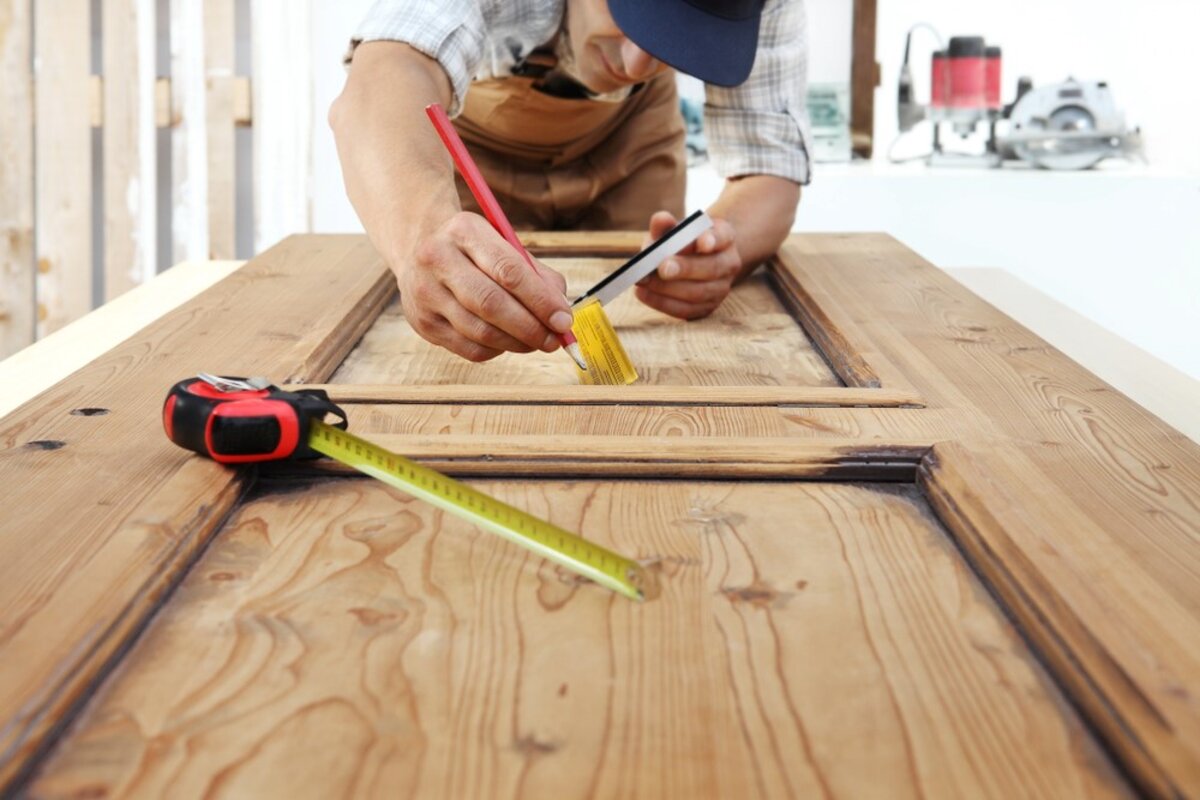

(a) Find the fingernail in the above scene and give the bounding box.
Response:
[699,233,714,251]
[661,259,680,279]
[549,310,574,333]
[542,333,559,351]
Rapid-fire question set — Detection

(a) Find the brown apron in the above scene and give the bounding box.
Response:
[451,70,686,231]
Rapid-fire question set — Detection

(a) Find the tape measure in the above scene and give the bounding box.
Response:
[566,209,713,386]
[307,420,648,600]
[571,298,638,386]
[164,375,649,601]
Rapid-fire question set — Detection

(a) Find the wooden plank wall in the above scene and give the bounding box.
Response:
[33,0,92,339]
[0,0,317,359]
[204,0,236,260]
[102,0,157,300]
[0,0,35,355]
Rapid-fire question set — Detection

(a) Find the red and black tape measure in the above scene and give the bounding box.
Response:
[162,376,347,464]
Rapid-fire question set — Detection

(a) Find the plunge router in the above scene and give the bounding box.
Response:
[896,31,1143,170]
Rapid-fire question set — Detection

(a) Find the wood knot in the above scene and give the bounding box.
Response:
[684,506,746,534]
[70,407,110,416]
[25,439,65,451]
[348,607,401,626]
[720,580,792,610]
[514,734,560,756]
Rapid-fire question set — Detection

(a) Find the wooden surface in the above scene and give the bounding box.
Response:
[303,384,922,408]
[31,478,1126,799]
[2,232,1199,797]
[949,268,1200,443]
[0,0,34,356]
[33,0,91,337]
[0,260,244,419]
[332,260,839,388]
[0,236,389,790]
[923,441,1200,797]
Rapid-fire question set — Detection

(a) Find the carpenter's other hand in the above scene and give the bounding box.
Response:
[635,211,740,320]
[397,212,572,362]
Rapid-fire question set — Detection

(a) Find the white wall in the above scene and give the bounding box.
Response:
[873,0,1200,174]
[311,0,374,234]
[862,0,1200,379]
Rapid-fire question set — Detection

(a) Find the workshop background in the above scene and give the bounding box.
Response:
[1,0,1196,385]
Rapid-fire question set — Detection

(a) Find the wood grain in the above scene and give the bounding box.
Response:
[0,0,34,357]
[332,259,839,388]
[768,260,882,388]
[280,435,930,481]
[301,384,922,407]
[777,233,1200,795]
[29,478,1128,799]
[337,402,970,442]
[0,236,390,792]
[102,0,156,300]
[33,0,91,336]
[520,230,642,257]
[922,442,1200,798]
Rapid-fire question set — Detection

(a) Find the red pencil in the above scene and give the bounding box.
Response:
[425,102,587,371]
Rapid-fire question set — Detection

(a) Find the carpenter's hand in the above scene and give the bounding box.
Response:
[635,211,741,320]
[398,212,573,362]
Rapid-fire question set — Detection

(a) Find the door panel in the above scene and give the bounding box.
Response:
[30,476,1126,799]
[333,259,840,388]
[2,232,1196,797]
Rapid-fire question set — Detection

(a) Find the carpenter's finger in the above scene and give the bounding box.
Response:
[449,215,574,338]
[655,248,741,282]
[693,217,736,255]
[432,284,545,354]
[446,269,558,351]
[531,258,569,297]
[637,275,732,305]
[644,210,678,248]
[635,285,717,320]
[423,314,506,362]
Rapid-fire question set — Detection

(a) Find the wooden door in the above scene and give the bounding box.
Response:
[1,233,1198,798]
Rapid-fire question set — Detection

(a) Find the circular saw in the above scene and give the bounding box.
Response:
[997,78,1143,170]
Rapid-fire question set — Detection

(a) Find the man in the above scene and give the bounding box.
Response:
[331,0,810,363]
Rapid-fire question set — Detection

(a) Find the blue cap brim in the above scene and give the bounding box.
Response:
[608,0,762,88]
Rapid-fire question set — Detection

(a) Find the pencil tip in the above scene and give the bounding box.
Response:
[566,342,588,371]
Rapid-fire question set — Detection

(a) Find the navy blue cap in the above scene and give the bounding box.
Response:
[608,0,767,87]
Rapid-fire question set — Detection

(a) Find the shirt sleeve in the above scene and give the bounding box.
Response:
[704,0,812,185]
[347,0,488,116]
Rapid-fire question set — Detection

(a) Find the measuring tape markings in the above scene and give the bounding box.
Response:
[307,420,648,601]
[572,298,638,387]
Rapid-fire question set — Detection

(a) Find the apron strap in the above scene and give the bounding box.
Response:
[512,47,644,100]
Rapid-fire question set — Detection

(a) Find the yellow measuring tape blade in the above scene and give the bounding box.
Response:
[572,298,638,386]
[307,420,649,601]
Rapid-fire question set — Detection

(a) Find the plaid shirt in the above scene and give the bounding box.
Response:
[350,0,811,185]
